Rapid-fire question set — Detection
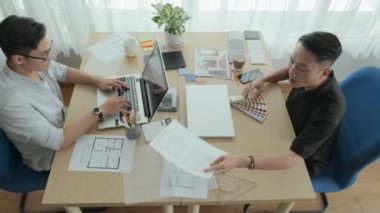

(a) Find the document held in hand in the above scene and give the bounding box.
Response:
[149,120,227,179]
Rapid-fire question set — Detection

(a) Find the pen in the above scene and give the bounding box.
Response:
[133,110,138,125]
[122,111,131,128]
[130,109,135,127]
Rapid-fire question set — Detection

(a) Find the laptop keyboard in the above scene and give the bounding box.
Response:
[118,76,139,110]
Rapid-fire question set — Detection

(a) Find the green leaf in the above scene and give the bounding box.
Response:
[150,2,191,35]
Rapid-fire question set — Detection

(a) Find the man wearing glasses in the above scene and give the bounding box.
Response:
[0,15,130,171]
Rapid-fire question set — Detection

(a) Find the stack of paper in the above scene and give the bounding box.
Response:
[228,31,245,64]
[230,95,268,123]
[149,120,227,199]
[245,30,266,64]
[138,35,154,52]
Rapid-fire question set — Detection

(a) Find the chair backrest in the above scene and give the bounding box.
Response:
[0,128,21,188]
[312,66,380,193]
[0,128,49,193]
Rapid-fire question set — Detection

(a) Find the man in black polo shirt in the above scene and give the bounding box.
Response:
[205,31,346,176]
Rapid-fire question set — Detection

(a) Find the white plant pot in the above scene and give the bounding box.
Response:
[165,31,184,47]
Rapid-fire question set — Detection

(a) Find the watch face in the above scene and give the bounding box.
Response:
[93,107,100,113]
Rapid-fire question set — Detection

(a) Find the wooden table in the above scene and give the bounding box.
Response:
[43,32,315,213]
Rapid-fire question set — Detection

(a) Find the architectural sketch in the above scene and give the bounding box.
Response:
[68,134,135,173]
[86,137,124,169]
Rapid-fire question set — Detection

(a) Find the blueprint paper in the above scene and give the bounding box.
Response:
[160,160,208,199]
[149,120,227,179]
[68,135,135,173]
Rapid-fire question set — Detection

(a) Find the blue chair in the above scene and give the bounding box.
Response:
[0,129,107,213]
[243,66,380,213]
[0,128,50,213]
[310,66,380,212]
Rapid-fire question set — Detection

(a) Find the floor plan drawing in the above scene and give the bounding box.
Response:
[86,137,124,169]
[160,160,209,199]
[68,135,135,173]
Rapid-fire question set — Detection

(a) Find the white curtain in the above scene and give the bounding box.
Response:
[1,0,379,59]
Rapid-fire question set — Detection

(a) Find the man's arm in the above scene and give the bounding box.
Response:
[205,150,303,173]
[61,112,98,148]
[61,96,130,149]
[65,67,101,85]
[65,67,127,90]
[243,66,290,98]
[239,150,303,170]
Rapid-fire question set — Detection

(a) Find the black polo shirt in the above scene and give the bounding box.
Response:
[286,72,346,176]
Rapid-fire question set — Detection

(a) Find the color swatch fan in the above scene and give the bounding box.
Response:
[229,95,268,122]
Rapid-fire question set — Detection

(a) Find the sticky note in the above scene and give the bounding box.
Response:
[185,74,196,82]
[141,41,154,47]
[178,67,189,75]
[195,79,207,84]
[138,35,153,43]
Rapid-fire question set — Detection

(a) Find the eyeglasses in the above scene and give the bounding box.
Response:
[19,40,53,62]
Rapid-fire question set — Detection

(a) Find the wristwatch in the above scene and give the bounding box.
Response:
[92,106,104,122]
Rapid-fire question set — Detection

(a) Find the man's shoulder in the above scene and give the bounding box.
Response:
[0,88,29,111]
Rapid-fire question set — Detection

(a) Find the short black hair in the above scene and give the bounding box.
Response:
[0,15,46,60]
[298,31,342,65]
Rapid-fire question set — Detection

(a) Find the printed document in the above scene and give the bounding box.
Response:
[160,160,218,199]
[87,32,133,63]
[149,120,227,179]
[68,135,135,173]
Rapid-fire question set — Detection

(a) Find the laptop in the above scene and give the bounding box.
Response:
[186,85,235,137]
[97,41,169,129]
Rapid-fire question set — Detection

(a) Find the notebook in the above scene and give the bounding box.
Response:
[186,85,235,137]
[96,41,169,129]
[162,51,186,70]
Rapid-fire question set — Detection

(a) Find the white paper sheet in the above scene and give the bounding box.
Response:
[68,135,135,173]
[248,48,266,64]
[123,145,167,204]
[149,120,227,179]
[208,175,218,190]
[246,40,263,49]
[87,32,133,63]
[160,160,208,199]
[84,55,123,77]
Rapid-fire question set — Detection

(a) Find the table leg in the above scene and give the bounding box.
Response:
[162,205,174,213]
[274,202,295,213]
[187,205,200,213]
[64,207,82,213]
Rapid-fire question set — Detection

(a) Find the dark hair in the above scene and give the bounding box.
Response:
[0,15,46,60]
[298,31,342,65]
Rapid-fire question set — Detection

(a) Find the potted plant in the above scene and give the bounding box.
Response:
[151,3,190,47]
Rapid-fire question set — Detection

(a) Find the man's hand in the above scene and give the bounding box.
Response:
[95,76,128,91]
[204,155,249,174]
[100,96,131,117]
[242,76,264,99]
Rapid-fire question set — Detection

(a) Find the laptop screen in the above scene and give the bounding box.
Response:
[140,42,169,120]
